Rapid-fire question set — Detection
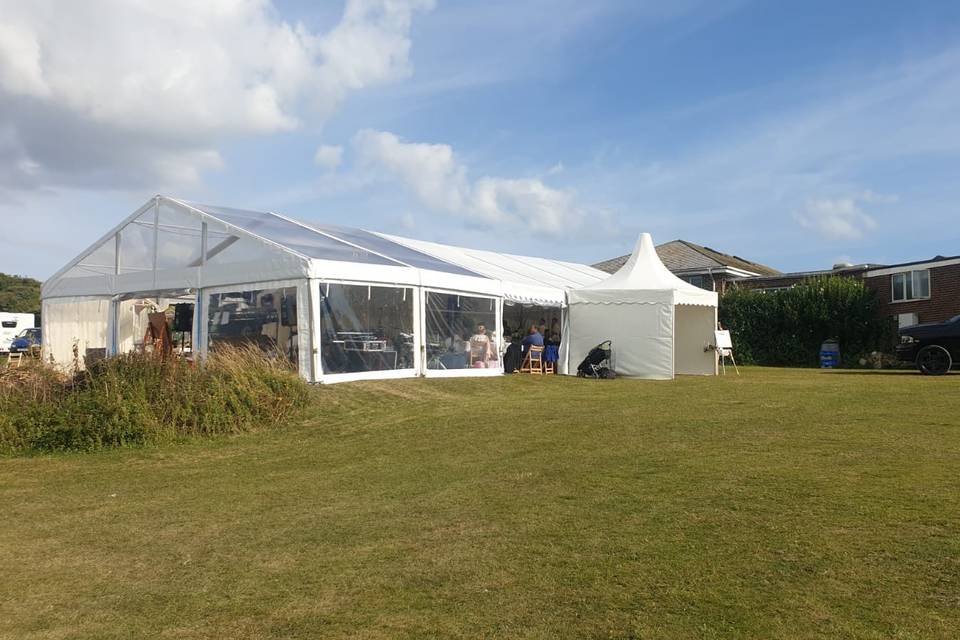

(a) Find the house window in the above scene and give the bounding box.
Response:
[682,275,710,290]
[891,269,930,302]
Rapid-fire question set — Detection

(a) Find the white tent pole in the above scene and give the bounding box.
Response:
[308,278,321,382]
[714,305,720,375]
[412,286,423,377]
[151,196,160,289]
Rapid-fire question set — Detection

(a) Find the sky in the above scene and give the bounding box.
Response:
[1,0,959,280]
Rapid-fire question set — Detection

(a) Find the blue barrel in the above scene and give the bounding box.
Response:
[819,340,840,368]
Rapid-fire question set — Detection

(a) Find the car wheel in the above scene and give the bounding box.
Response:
[917,345,952,376]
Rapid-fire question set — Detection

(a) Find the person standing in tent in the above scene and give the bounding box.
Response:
[470,323,492,362]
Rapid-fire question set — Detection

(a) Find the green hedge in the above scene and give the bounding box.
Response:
[719,277,896,367]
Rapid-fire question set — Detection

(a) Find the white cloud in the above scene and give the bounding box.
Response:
[794,195,880,241]
[352,129,588,235]
[0,23,48,97]
[314,144,344,170]
[0,0,434,190]
[353,129,468,212]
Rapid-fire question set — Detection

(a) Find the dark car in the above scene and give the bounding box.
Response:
[897,314,960,375]
[9,327,41,354]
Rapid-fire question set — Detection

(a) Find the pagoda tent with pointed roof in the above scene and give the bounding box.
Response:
[560,233,719,379]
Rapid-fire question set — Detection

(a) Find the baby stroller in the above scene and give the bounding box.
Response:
[576,340,613,379]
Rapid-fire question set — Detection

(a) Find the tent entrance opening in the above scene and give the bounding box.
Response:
[115,290,197,358]
[503,302,561,373]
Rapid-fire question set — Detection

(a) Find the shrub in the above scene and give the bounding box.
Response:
[719,276,896,367]
[0,346,310,455]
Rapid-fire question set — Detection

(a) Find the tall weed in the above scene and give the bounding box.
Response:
[0,346,310,454]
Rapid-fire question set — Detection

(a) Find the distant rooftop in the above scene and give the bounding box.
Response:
[593,239,780,276]
[739,263,884,285]
[746,253,960,284]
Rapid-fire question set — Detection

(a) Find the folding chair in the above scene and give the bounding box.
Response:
[6,352,23,369]
[714,330,739,375]
[543,344,559,374]
[519,345,544,375]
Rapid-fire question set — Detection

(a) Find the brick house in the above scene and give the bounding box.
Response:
[863,256,960,328]
[734,263,881,292]
[593,240,779,293]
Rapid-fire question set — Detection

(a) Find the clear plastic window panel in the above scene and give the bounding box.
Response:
[156,200,203,270]
[207,287,298,364]
[319,284,415,374]
[74,236,117,276]
[203,216,284,266]
[314,225,481,276]
[119,212,156,274]
[185,202,401,266]
[425,292,498,370]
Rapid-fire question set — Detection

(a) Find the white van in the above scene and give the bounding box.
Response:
[1,313,35,353]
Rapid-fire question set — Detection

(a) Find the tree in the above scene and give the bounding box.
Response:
[0,272,42,316]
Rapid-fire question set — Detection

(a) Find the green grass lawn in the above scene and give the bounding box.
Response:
[1,368,958,639]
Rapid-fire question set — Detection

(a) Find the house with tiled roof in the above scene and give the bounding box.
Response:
[593,240,780,293]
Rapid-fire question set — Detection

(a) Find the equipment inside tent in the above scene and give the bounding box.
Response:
[560,233,719,379]
[41,195,608,382]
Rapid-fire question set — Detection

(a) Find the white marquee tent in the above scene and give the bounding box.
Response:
[41,195,608,382]
[560,233,719,379]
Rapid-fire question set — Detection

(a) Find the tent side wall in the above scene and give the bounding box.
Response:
[42,296,111,369]
[562,299,675,380]
[673,304,717,376]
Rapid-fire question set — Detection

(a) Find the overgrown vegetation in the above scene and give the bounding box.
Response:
[0,346,309,454]
[720,276,896,366]
[0,272,41,315]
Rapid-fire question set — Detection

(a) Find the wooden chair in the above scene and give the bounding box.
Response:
[6,352,23,368]
[519,345,544,375]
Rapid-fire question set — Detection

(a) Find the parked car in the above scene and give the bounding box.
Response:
[897,314,960,375]
[9,327,41,354]
[1,312,35,353]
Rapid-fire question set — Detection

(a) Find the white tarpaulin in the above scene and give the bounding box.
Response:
[561,233,718,379]
[41,296,110,368]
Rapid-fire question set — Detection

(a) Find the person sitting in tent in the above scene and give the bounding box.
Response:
[504,334,523,373]
[469,323,492,364]
[521,324,543,357]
